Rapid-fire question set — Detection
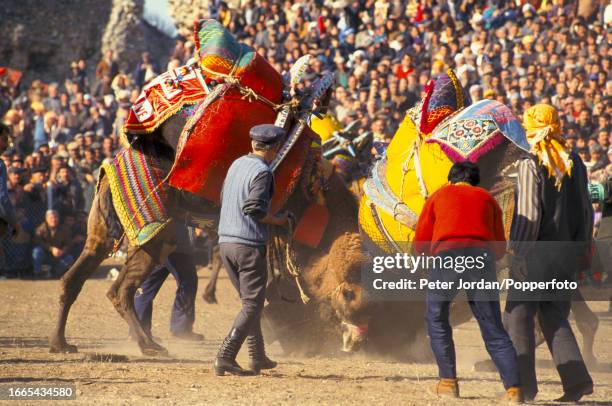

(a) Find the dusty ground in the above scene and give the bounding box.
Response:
[1,262,611,405]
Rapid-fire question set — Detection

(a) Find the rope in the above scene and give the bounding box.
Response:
[267,222,310,304]
[197,57,299,112]
[237,85,298,111]
[397,142,416,241]
[413,138,429,199]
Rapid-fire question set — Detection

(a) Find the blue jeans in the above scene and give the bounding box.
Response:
[32,246,75,277]
[425,248,520,389]
[133,251,198,335]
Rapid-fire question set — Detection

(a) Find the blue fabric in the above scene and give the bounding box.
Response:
[31,246,46,275]
[218,154,272,246]
[32,246,74,277]
[449,99,530,152]
[134,251,198,335]
[425,248,520,389]
[33,116,47,150]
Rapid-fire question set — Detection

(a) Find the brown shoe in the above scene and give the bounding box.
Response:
[429,378,459,398]
[501,386,525,403]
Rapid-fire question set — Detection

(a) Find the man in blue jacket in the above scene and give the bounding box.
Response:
[214,124,289,376]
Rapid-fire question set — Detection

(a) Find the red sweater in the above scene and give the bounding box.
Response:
[414,183,507,259]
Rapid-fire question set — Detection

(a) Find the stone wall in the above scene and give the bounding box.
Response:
[0,0,173,85]
[167,0,210,38]
[102,0,174,75]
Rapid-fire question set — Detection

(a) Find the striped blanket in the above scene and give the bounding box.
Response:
[101,143,170,246]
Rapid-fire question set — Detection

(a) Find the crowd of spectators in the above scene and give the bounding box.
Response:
[1,0,611,278]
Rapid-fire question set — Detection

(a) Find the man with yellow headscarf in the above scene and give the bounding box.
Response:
[504,104,593,402]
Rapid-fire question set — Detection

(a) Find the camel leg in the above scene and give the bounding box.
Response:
[49,244,112,352]
[107,232,175,356]
[203,244,220,304]
[49,181,114,353]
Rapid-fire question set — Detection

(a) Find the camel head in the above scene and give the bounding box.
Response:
[331,282,370,352]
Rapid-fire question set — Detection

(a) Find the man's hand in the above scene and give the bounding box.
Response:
[261,210,292,226]
[51,247,64,258]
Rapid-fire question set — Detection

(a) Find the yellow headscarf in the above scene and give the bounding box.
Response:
[523,104,573,189]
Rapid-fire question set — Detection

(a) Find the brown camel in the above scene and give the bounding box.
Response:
[48,111,367,355]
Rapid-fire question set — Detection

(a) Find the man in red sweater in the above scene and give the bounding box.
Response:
[414,162,523,403]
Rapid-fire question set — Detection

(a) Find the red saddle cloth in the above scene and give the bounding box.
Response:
[123,63,210,135]
[169,53,310,210]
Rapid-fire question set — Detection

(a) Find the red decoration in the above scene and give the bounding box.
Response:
[169,53,286,205]
[293,202,330,248]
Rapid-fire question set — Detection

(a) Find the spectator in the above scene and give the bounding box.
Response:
[32,209,75,277]
[95,51,119,83]
[69,61,87,92]
[48,165,84,218]
[31,102,46,150]
[23,167,48,228]
[133,52,159,88]
[0,123,20,238]
[589,143,609,172]
[7,167,24,207]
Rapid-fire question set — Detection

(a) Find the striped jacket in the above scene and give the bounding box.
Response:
[509,152,592,257]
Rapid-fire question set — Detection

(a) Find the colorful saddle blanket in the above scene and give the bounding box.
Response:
[101,143,171,246]
[408,69,471,135]
[426,99,530,162]
[195,19,255,80]
[123,62,210,136]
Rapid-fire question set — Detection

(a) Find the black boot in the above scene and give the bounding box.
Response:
[554,382,593,402]
[248,333,277,373]
[214,328,254,376]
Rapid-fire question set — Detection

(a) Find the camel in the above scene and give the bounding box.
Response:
[48,102,369,355]
[354,93,599,359]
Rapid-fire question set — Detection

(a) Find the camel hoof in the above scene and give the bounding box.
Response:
[141,344,169,357]
[202,292,218,304]
[49,341,78,354]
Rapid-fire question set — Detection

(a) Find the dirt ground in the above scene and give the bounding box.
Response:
[1,262,611,406]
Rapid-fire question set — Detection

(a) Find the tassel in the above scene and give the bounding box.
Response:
[419,79,435,134]
[193,20,201,57]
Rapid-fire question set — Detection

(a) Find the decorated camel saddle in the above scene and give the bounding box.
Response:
[102,20,334,247]
[359,70,531,254]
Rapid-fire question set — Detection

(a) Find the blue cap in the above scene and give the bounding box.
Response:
[249,124,285,144]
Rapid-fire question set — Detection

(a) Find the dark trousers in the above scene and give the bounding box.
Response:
[503,299,592,399]
[426,248,520,389]
[219,243,267,335]
[134,251,198,335]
